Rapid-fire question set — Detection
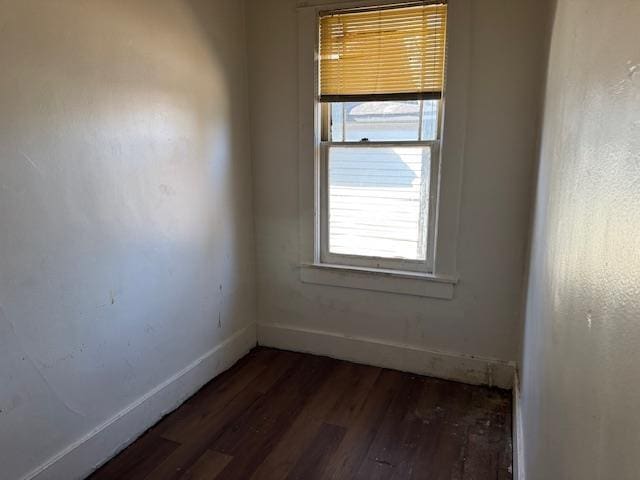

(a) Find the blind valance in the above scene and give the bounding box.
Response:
[319,3,447,102]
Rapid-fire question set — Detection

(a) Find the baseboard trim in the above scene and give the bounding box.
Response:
[22,324,257,480]
[257,322,514,389]
[513,370,525,480]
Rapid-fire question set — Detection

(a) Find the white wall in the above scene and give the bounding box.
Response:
[520,0,640,478]
[0,1,256,479]
[247,0,548,371]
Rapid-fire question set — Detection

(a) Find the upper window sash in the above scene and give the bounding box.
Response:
[322,99,442,143]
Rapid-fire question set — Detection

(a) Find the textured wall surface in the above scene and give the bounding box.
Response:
[247,0,548,363]
[0,1,255,478]
[520,0,640,478]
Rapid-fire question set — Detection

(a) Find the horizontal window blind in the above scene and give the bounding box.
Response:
[319,3,447,102]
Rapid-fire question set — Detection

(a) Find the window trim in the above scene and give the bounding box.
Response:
[297,0,471,298]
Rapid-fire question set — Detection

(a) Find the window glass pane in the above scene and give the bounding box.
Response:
[328,146,430,260]
[330,103,344,142]
[421,100,440,141]
[336,101,421,142]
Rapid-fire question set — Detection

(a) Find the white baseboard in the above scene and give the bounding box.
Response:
[22,324,257,480]
[257,322,514,389]
[513,371,525,480]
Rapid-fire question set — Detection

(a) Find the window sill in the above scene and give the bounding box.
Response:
[299,263,458,300]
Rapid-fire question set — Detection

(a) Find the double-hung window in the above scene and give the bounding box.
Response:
[317,3,448,273]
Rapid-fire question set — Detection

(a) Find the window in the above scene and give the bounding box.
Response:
[318,3,448,273]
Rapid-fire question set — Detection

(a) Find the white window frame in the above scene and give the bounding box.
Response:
[320,130,441,273]
[297,0,471,299]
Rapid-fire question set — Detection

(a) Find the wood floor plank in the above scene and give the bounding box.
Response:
[148,350,306,480]
[248,349,305,394]
[177,450,232,480]
[285,423,346,480]
[353,374,426,480]
[323,363,382,427]
[250,361,377,480]
[210,354,337,479]
[323,369,406,480]
[143,389,263,480]
[390,378,449,480]
[90,348,513,480]
[411,381,475,480]
[462,390,512,480]
[210,354,332,454]
[160,348,280,443]
[89,431,179,480]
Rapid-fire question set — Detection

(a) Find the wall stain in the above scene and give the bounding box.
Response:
[158,184,176,196]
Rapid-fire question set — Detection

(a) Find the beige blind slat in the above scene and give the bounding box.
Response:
[319,3,447,102]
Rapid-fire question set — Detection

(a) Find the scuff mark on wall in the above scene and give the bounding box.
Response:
[0,394,24,416]
[0,304,86,418]
[612,61,640,94]
[19,150,45,176]
[627,61,639,81]
[98,290,117,308]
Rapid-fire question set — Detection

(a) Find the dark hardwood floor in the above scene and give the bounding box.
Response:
[89,347,512,480]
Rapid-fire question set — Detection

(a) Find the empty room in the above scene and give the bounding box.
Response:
[1,0,638,479]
